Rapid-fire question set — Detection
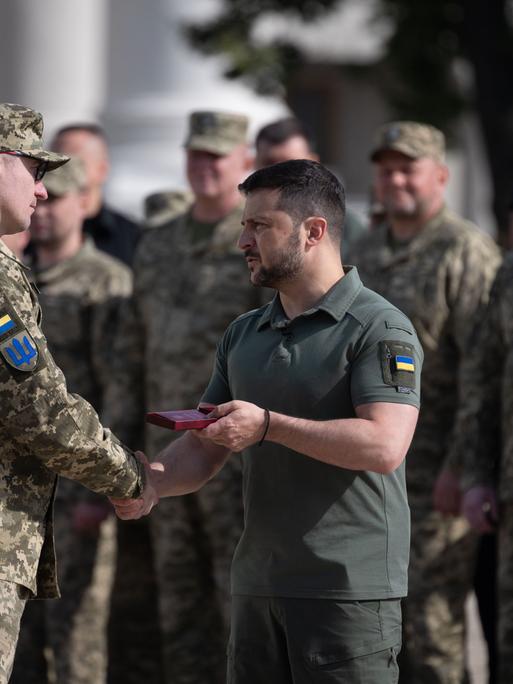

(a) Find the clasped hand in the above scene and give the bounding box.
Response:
[110,451,161,520]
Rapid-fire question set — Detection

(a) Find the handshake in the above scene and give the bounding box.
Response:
[109,400,271,520]
[110,451,163,521]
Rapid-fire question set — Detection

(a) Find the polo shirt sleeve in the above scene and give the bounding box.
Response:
[200,332,233,406]
[350,310,423,409]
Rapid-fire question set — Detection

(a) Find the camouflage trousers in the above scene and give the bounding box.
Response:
[0,580,29,684]
[498,502,513,683]
[11,510,116,684]
[107,517,164,684]
[399,508,478,684]
[149,455,244,684]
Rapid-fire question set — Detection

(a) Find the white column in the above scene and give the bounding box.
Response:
[0,0,107,139]
[102,0,287,216]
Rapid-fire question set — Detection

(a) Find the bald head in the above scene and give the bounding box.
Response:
[52,127,108,184]
[51,125,110,216]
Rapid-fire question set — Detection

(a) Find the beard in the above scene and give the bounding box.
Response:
[382,195,418,218]
[381,191,435,221]
[250,230,303,289]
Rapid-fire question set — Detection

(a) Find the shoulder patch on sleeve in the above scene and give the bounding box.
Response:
[380,340,417,391]
[0,304,43,375]
[0,308,22,342]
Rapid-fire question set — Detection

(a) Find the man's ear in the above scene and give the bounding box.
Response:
[78,189,89,217]
[244,150,255,172]
[304,216,327,245]
[437,163,449,186]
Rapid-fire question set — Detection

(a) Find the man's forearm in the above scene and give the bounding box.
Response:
[152,431,230,498]
[267,404,418,474]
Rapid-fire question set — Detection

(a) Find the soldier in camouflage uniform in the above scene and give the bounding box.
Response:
[0,102,157,683]
[104,111,258,683]
[144,189,193,229]
[10,158,132,683]
[51,124,140,267]
[348,121,501,683]
[450,256,513,683]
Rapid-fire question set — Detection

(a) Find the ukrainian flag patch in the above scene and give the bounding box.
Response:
[0,313,15,336]
[0,305,43,376]
[380,340,417,391]
[394,355,415,372]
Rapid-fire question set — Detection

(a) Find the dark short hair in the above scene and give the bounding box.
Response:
[53,122,108,143]
[255,117,315,152]
[239,159,345,241]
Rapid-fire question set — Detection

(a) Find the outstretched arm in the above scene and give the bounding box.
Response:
[111,431,230,519]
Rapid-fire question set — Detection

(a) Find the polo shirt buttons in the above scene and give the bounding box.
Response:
[271,329,292,366]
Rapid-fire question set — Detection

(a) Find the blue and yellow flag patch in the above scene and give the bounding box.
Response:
[0,313,15,336]
[0,306,40,374]
[380,340,417,392]
[394,355,415,373]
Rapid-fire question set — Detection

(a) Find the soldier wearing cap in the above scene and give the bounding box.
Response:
[51,123,140,268]
[10,158,132,683]
[0,105,156,680]
[104,110,257,683]
[348,121,501,682]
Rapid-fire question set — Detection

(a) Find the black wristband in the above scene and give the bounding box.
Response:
[258,408,270,447]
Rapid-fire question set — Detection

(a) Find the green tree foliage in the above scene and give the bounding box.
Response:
[187,0,513,240]
[187,0,340,95]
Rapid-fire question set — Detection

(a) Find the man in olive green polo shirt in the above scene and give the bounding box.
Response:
[112,159,423,683]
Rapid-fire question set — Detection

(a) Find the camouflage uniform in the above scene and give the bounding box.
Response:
[11,236,132,684]
[0,103,146,683]
[144,190,193,229]
[104,109,263,684]
[450,256,513,683]
[105,196,266,682]
[349,205,501,683]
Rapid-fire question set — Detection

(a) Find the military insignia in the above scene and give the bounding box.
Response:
[0,331,39,372]
[0,312,16,336]
[384,125,401,143]
[380,340,416,391]
[394,355,415,372]
[195,112,216,133]
[0,306,25,342]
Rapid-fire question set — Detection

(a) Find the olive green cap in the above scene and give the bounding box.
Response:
[144,190,193,228]
[370,121,446,163]
[184,111,248,156]
[43,157,87,196]
[0,103,69,170]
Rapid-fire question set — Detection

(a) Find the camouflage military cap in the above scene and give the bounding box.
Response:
[0,103,69,170]
[370,121,446,163]
[43,157,87,196]
[184,111,249,155]
[144,189,193,228]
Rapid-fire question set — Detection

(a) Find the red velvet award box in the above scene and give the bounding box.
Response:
[146,405,218,431]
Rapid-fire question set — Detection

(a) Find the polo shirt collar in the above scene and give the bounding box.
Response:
[257,266,363,331]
